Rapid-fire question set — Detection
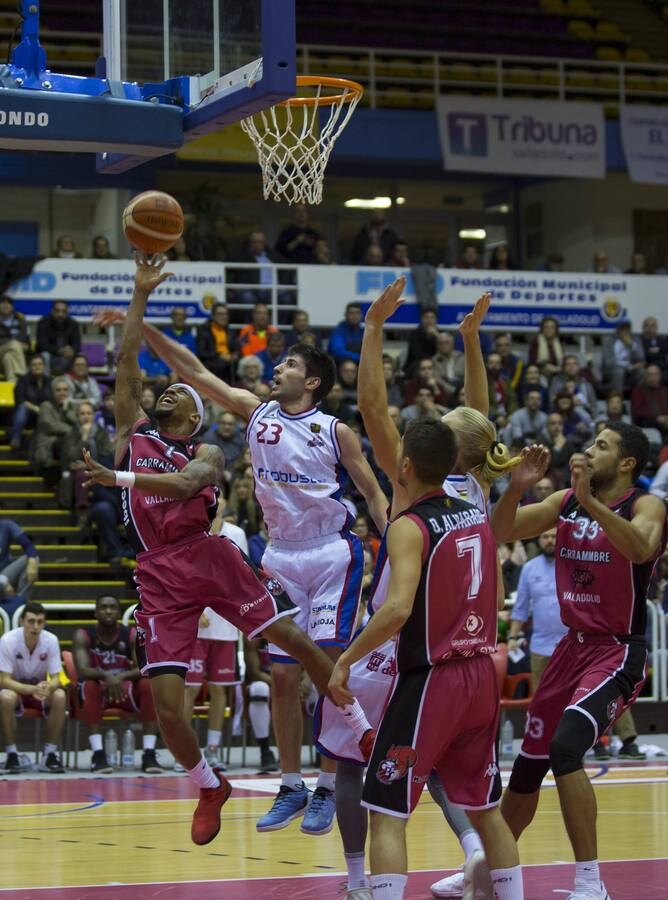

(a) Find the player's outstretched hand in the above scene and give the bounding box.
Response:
[364,276,406,328]
[570,452,592,506]
[82,448,117,488]
[509,443,551,492]
[328,658,354,707]
[459,291,491,339]
[134,251,174,295]
[93,308,126,329]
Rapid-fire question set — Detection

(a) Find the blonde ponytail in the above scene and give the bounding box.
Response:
[443,406,522,484]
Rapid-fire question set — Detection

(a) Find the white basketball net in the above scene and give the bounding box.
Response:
[240,80,362,205]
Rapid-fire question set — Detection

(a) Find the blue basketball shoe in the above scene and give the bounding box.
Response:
[300,785,336,835]
[256,782,310,832]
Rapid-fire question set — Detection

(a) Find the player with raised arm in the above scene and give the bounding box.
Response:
[125,303,388,838]
[85,255,346,848]
[328,419,524,900]
[491,428,667,900]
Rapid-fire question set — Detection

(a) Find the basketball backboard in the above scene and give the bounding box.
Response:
[99,0,296,173]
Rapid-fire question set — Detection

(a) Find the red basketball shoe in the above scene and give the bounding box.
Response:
[191,768,232,845]
[358,729,377,762]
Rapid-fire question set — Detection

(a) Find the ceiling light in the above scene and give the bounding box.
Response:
[344,196,392,209]
[395,196,406,205]
[458,228,486,240]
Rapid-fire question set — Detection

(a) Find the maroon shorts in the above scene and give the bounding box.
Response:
[133,533,296,676]
[362,654,501,817]
[17,693,49,717]
[185,639,240,686]
[521,631,647,758]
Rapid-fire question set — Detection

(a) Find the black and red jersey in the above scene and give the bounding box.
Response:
[77,624,135,675]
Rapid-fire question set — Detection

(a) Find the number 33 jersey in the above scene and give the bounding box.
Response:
[247,401,351,542]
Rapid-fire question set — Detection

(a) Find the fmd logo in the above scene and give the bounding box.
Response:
[447,112,487,156]
[0,110,49,127]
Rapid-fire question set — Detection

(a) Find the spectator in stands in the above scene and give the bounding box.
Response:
[508,528,567,691]
[516,363,549,411]
[610,321,645,392]
[362,244,384,266]
[528,315,563,379]
[230,231,285,304]
[196,303,237,382]
[141,387,156,414]
[553,390,594,450]
[506,389,548,446]
[489,243,515,270]
[87,484,133,564]
[625,251,651,275]
[401,385,446,423]
[10,355,51,450]
[403,357,453,407]
[234,355,266,397]
[256,331,287,382]
[0,296,28,383]
[541,412,575,488]
[589,249,620,274]
[455,243,482,269]
[228,477,260,537]
[238,303,278,357]
[543,251,565,272]
[285,309,320,348]
[36,300,81,375]
[351,513,381,566]
[202,411,246,474]
[596,391,631,427]
[328,302,364,364]
[548,354,597,416]
[384,239,410,268]
[166,236,190,262]
[382,355,405,407]
[486,351,517,422]
[65,354,102,409]
[0,602,66,773]
[31,377,78,470]
[53,234,81,258]
[162,307,196,353]
[404,306,439,374]
[387,404,405,434]
[631,363,668,437]
[351,211,399,264]
[495,333,523,392]
[313,238,332,265]
[72,595,161,773]
[138,343,171,389]
[58,401,113,515]
[95,391,116,439]
[0,519,39,615]
[91,236,116,260]
[650,460,668,501]
[337,359,359,409]
[319,381,355,423]
[275,204,321,264]
[432,331,464,389]
[640,316,668,380]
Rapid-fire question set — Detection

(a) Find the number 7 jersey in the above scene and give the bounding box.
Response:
[247,400,352,542]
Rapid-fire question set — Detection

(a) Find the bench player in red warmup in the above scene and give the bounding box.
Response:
[83,255,340,847]
[492,425,667,900]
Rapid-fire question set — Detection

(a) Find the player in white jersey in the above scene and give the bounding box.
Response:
[140,326,388,837]
[320,282,520,899]
[0,601,66,773]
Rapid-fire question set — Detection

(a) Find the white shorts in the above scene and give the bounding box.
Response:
[263,531,364,663]
[314,637,397,765]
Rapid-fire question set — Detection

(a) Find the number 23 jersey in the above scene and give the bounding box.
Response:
[247,401,351,542]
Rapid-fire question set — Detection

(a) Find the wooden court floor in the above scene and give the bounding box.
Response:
[1,765,667,899]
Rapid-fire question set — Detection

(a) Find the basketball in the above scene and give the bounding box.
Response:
[122,190,184,254]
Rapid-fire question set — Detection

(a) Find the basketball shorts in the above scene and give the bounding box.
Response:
[13,692,49,717]
[185,639,241,687]
[362,654,501,817]
[314,637,397,765]
[520,630,647,759]
[133,533,296,676]
[262,531,364,663]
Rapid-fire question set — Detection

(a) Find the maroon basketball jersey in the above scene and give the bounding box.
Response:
[397,490,498,673]
[557,487,667,636]
[78,624,135,675]
[120,419,218,553]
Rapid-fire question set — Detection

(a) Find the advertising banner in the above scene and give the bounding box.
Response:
[436,96,606,179]
[620,104,668,184]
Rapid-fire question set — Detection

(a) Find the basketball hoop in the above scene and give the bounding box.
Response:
[240,75,364,205]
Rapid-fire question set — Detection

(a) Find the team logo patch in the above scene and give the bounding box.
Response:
[485,762,500,778]
[464,612,484,636]
[310,423,321,433]
[262,576,285,597]
[376,744,418,784]
[571,567,594,587]
[39,653,48,661]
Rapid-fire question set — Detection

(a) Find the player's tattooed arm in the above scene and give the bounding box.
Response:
[460,291,491,417]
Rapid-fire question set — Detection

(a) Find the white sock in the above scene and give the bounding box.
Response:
[232,685,243,736]
[337,699,372,742]
[370,873,407,898]
[575,860,601,891]
[43,743,58,756]
[5,744,17,754]
[461,829,484,861]
[89,734,103,752]
[281,772,304,791]
[187,755,220,789]
[207,729,222,749]
[143,734,157,750]
[345,852,369,890]
[490,865,524,899]
[316,771,336,792]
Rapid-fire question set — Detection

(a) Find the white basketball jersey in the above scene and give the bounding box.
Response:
[443,472,489,515]
[247,401,351,542]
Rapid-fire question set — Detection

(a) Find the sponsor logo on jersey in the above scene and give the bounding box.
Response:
[367,650,387,672]
[256,467,329,486]
[262,576,284,597]
[310,423,321,433]
[607,697,622,721]
[571,567,594,587]
[376,744,418,784]
[464,612,484,636]
[239,596,266,616]
[311,617,335,628]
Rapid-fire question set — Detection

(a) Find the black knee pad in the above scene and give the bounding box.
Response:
[550,709,596,778]
[507,754,550,794]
